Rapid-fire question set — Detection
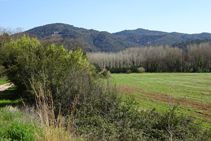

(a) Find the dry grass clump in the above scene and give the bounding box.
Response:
[0,98,82,141]
[30,81,83,141]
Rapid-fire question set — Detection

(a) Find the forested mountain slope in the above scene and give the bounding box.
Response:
[25,23,211,52]
[26,23,139,52]
[114,29,211,47]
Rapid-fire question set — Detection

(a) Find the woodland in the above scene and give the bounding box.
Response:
[88,42,211,73]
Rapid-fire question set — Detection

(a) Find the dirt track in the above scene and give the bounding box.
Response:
[0,83,13,94]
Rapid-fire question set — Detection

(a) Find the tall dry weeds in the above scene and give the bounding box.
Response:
[30,79,82,141]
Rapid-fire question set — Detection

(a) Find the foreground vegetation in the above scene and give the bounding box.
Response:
[112,73,211,128]
[0,87,35,140]
[0,106,40,140]
[0,34,211,140]
[1,86,210,141]
[0,105,82,141]
[0,86,83,141]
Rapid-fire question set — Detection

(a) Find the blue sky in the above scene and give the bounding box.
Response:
[0,0,211,34]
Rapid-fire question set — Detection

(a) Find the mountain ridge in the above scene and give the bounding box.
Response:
[25,23,211,52]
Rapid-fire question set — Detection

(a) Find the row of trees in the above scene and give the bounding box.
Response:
[87,42,211,72]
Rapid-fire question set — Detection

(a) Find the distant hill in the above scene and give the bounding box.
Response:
[114,29,211,47]
[25,23,211,52]
[26,23,139,52]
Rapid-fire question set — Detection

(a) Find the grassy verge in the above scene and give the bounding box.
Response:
[0,87,83,141]
[0,106,42,141]
[0,77,8,85]
[111,73,211,128]
[0,87,21,108]
[0,105,82,141]
[0,87,37,140]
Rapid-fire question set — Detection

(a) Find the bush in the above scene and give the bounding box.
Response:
[106,65,141,73]
[137,67,145,73]
[92,63,101,73]
[98,69,110,78]
[189,68,194,72]
[126,69,132,73]
[203,69,209,72]
[74,95,211,140]
[0,35,93,103]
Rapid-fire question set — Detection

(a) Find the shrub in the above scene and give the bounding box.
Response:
[126,69,132,73]
[74,94,211,140]
[203,69,209,72]
[0,35,93,103]
[92,63,101,73]
[107,65,140,73]
[98,69,110,78]
[137,67,145,73]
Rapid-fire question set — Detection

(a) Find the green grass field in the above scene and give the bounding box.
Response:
[111,73,211,128]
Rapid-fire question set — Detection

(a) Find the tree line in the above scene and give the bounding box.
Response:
[87,42,211,73]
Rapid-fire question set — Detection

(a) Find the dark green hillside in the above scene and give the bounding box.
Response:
[170,32,211,40]
[117,34,166,46]
[92,32,139,52]
[26,23,140,52]
[114,28,211,47]
[25,23,211,52]
[113,28,167,36]
[172,38,211,50]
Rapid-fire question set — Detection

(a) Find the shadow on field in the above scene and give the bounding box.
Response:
[0,87,21,108]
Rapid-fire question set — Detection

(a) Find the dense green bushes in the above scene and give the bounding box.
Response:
[98,69,111,78]
[75,96,211,140]
[0,35,93,102]
[92,63,102,73]
[106,65,141,73]
[104,65,146,73]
